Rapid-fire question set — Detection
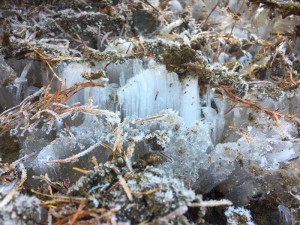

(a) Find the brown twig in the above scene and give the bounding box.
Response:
[69,201,85,225]
[222,87,300,124]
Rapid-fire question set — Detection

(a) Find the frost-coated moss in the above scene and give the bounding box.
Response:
[68,159,200,224]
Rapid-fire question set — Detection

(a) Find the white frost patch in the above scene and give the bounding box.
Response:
[225,206,256,225]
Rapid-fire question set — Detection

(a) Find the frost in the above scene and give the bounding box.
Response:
[225,206,255,225]
[1,0,300,224]
[67,161,199,224]
[0,193,41,225]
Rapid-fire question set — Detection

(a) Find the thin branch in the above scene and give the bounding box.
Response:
[189,199,232,207]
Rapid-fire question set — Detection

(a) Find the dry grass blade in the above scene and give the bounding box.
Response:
[72,167,90,175]
[100,142,114,153]
[33,174,66,192]
[113,125,124,155]
[126,139,135,158]
[26,43,63,82]
[134,114,166,123]
[229,126,251,143]
[204,2,219,24]
[117,174,133,201]
[52,206,115,225]
[69,201,85,225]
[48,208,53,225]
[31,189,86,205]
[163,206,188,221]
[132,188,161,195]
[104,173,133,196]
[110,165,133,201]
[0,81,108,135]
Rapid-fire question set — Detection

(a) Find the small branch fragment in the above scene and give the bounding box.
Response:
[189,199,233,207]
[47,141,103,163]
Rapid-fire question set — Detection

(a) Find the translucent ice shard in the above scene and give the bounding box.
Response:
[180,75,201,125]
[118,64,182,118]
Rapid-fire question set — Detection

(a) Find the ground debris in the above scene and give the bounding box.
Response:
[0,0,300,224]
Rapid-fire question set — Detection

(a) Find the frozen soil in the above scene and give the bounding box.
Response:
[0,0,300,224]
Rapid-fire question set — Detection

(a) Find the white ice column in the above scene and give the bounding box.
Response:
[118,65,182,118]
[180,76,201,125]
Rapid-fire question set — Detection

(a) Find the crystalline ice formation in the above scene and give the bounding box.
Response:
[135,111,214,183]
[118,64,182,119]
[59,59,205,126]
[59,58,144,111]
[193,110,300,205]
[21,112,119,180]
[1,1,299,224]
[180,75,201,124]
[0,192,41,225]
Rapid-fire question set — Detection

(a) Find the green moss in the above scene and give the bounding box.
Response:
[212,66,239,85]
[279,2,300,18]
[162,45,197,73]
[160,44,214,82]
[84,48,129,64]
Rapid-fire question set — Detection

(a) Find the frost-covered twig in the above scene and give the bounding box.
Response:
[222,87,300,124]
[11,152,35,167]
[31,189,86,202]
[117,174,133,201]
[189,199,233,207]
[0,87,44,117]
[47,141,103,163]
[111,165,133,201]
[0,81,110,135]
[133,114,166,123]
[160,19,183,35]
[163,206,188,221]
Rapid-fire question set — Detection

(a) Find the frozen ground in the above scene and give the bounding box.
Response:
[0,0,300,224]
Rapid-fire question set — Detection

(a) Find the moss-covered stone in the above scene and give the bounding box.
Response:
[279,2,300,18]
